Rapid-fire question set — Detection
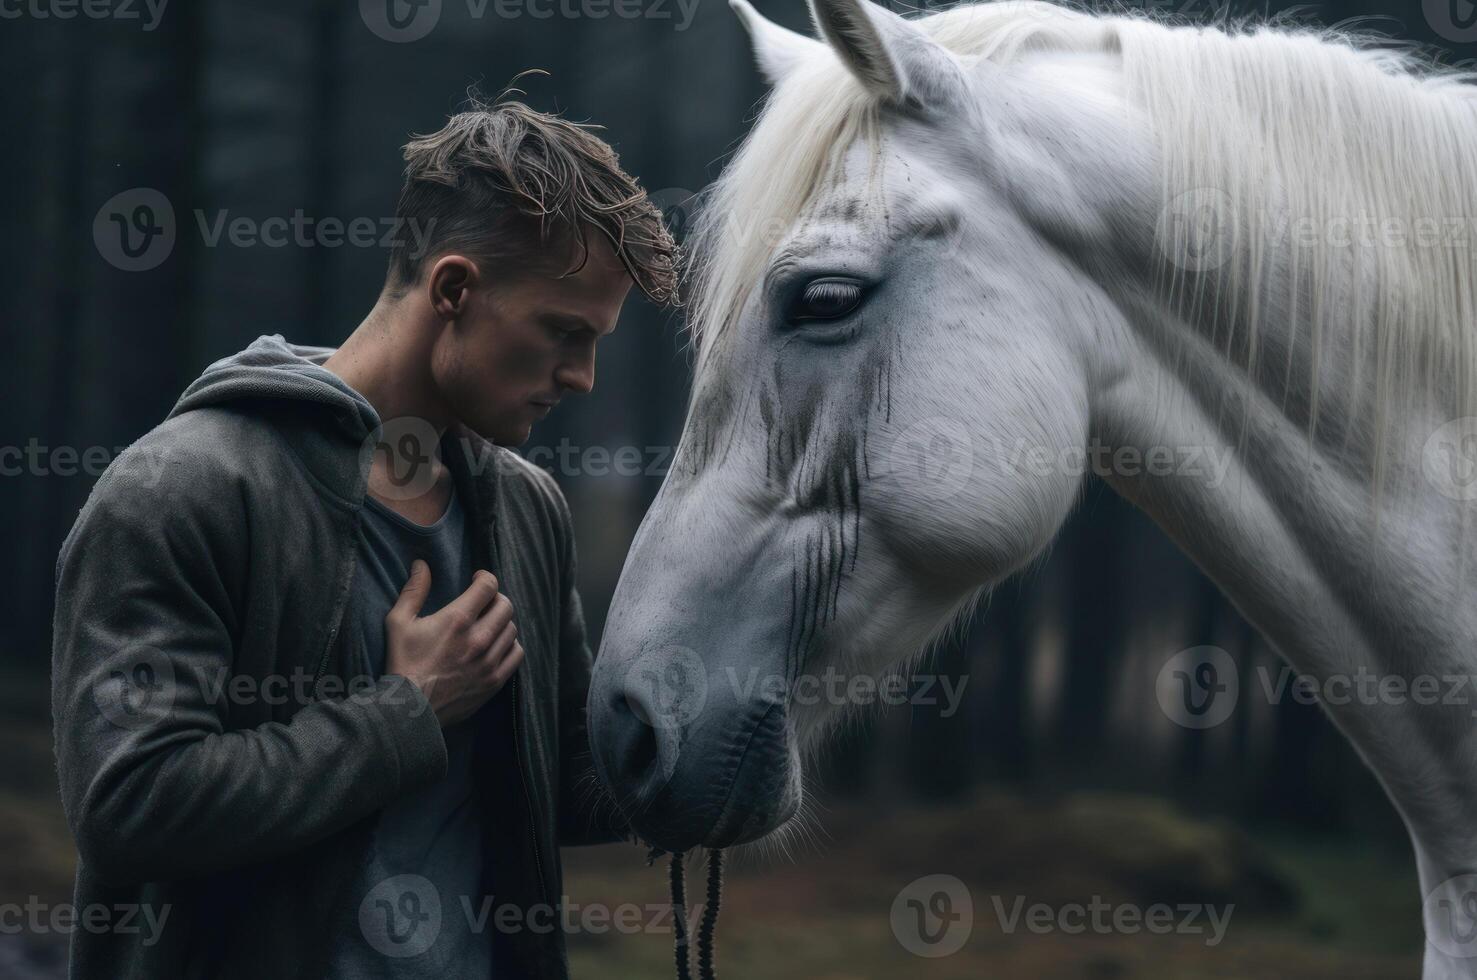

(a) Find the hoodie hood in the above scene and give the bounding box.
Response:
[169,334,380,440]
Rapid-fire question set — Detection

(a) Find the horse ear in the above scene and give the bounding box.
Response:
[730,0,826,86]
[807,0,963,108]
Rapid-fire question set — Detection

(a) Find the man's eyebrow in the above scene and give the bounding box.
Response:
[540,311,608,335]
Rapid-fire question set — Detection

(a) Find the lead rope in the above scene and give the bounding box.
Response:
[653,847,725,980]
[696,848,724,980]
[667,851,692,980]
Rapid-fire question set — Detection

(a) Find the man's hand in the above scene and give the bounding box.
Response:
[384,562,525,728]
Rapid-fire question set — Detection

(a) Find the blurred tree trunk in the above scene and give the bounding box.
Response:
[904,604,981,800]
[21,5,204,685]
[1053,482,1131,772]
[1229,617,1260,813]
[987,579,1035,785]
[5,20,92,684]
[1175,577,1223,792]
[307,0,343,340]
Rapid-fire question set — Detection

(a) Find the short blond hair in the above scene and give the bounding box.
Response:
[389,95,678,305]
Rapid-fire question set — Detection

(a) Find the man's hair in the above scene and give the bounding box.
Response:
[387,95,678,305]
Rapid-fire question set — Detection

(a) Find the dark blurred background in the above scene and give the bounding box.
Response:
[3,1,1473,976]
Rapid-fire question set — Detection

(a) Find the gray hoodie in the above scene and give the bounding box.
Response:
[51,335,623,980]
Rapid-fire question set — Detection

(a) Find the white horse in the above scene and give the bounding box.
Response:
[587,1,1477,974]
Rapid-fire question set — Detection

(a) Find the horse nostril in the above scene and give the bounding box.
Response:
[611,690,660,780]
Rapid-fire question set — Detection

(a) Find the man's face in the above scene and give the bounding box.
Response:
[431,233,635,445]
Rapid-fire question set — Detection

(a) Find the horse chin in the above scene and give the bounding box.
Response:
[635,781,801,854]
[627,709,804,853]
[706,762,803,850]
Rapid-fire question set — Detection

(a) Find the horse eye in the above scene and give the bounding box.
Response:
[789,277,865,323]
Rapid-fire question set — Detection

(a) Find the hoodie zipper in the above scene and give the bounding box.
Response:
[311,514,362,691]
[511,670,550,910]
[311,625,337,688]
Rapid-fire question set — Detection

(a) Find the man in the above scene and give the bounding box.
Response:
[51,97,676,979]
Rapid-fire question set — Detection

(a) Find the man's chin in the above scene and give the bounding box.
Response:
[475,423,533,448]
[450,408,534,447]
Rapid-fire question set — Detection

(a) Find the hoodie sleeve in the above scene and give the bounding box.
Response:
[51,435,448,888]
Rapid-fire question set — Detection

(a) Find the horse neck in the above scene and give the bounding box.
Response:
[1087,222,1476,681]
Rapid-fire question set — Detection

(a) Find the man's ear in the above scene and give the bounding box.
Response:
[427,255,480,321]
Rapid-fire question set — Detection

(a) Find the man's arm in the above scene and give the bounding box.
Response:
[51,449,449,888]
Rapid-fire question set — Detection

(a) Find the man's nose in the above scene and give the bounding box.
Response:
[555,353,595,395]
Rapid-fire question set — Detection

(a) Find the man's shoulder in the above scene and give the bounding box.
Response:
[57,408,275,575]
[83,406,307,523]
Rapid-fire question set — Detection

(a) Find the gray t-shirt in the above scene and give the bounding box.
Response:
[330,487,492,978]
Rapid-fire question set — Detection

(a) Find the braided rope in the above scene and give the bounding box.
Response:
[668,852,692,980]
[697,848,724,980]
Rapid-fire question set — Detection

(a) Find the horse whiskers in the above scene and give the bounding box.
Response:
[567,754,647,840]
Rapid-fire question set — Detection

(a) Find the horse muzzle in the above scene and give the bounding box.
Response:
[589,639,801,852]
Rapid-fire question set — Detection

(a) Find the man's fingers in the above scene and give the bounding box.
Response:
[471,594,515,643]
[466,601,514,654]
[445,570,500,623]
[389,560,433,621]
[490,642,525,687]
[479,618,518,663]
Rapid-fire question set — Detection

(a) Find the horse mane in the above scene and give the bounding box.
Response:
[688,0,1477,482]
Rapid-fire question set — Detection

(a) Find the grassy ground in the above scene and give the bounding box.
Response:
[1,714,1423,979]
[563,794,1423,980]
